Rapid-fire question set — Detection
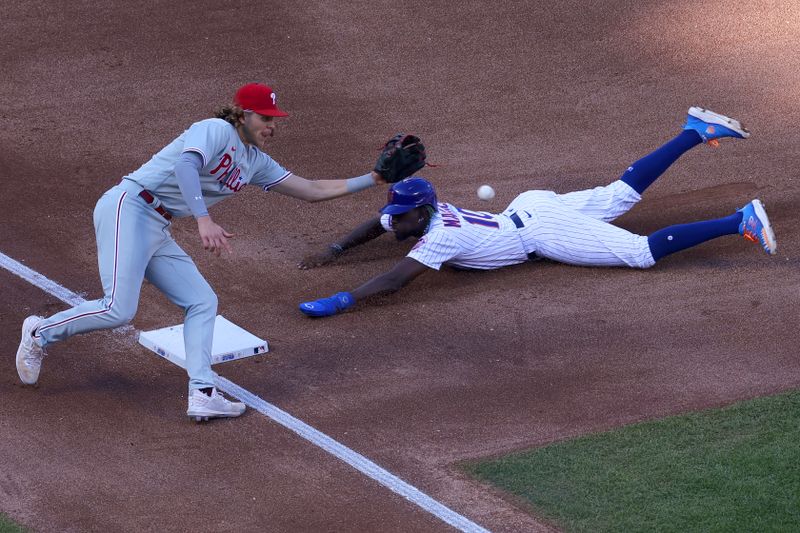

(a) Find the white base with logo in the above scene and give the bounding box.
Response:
[138,315,268,369]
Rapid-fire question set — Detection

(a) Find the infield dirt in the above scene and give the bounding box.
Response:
[2,1,799,531]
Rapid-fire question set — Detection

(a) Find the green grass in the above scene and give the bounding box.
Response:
[0,513,25,533]
[465,390,800,532]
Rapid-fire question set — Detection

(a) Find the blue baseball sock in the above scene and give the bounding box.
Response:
[621,130,702,195]
[648,212,743,262]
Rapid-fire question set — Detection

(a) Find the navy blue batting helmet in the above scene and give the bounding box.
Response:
[380,177,438,215]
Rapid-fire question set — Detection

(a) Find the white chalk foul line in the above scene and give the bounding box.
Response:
[216,376,489,533]
[0,252,87,306]
[0,250,489,533]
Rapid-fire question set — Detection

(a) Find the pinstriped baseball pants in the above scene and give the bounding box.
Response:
[503,180,656,268]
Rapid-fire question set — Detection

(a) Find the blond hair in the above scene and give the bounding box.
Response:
[214,104,245,126]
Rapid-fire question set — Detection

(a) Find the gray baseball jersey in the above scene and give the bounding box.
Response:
[124,118,291,218]
[35,117,295,393]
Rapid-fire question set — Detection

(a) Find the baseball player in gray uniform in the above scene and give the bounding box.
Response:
[297,107,776,317]
[15,83,397,421]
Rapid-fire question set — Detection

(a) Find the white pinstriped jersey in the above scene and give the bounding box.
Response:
[124,118,291,218]
[380,180,656,271]
[381,202,529,270]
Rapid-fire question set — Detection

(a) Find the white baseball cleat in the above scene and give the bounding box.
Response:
[16,315,46,385]
[187,388,246,422]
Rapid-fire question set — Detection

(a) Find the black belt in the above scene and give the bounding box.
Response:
[138,190,173,221]
[509,211,538,261]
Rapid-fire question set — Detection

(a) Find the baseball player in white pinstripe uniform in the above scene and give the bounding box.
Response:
[297,107,777,317]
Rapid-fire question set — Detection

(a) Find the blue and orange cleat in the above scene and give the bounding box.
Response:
[738,199,777,255]
[684,106,750,147]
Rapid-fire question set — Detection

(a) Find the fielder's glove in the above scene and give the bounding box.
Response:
[299,292,355,317]
[374,133,426,183]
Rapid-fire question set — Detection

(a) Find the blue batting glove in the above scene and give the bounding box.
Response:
[299,292,355,317]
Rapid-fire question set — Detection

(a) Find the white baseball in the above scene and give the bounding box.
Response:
[477,185,495,201]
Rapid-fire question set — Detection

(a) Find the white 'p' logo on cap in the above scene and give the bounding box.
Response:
[270,92,276,105]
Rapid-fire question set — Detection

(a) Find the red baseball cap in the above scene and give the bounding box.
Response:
[234,83,289,117]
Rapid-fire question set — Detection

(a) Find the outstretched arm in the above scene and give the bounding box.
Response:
[299,258,431,317]
[298,217,387,269]
[271,172,385,202]
[271,132,427,202]
[351,257,430,300]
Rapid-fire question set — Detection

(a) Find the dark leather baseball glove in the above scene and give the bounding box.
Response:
[374,133,426,183]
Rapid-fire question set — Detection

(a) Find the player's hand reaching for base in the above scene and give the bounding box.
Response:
[197,216,234,256]
[298,248,339,270]
[299,292,355,317]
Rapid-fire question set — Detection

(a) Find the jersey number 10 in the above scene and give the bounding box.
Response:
[457,208,500,228]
